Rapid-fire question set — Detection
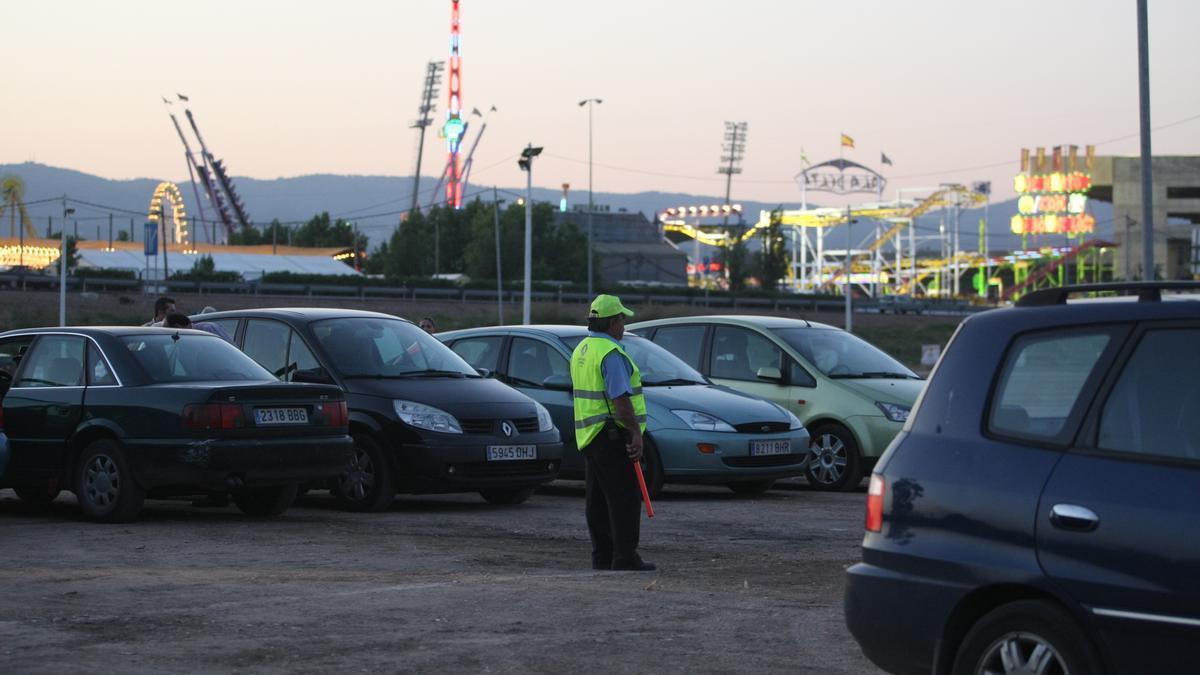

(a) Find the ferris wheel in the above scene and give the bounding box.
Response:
[148,181,190,248]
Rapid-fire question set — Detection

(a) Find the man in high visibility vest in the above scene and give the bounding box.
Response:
[569,294,654,572]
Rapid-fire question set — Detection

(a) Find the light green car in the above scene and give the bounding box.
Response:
[627,315,923,491]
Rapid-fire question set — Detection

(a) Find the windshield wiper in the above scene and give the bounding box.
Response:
[829,371,919,380]
[344,371,470,379]
[642,377,705,386]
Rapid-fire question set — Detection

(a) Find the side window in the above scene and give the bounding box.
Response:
[205,318,239,341]
[0,336,35,395]
[15,336,86,387]
[989,329,1113,444]
[243,319,290,379]
[450,336,504,373]
[788,358,816,387]
[284,333,322,382]
[508,337,567,387]
[87,342,118,386]
[710,326,783,382]
[651,325,706,371]
[1098,328,1200,460]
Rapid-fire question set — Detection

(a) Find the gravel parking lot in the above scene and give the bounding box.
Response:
[0,481,880,674]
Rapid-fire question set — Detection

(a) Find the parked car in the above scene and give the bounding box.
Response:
[438,325,811,496]
[627,315,922,491]
[196,309,563,510]
[0,327,353,522]
[845,282,1200,675]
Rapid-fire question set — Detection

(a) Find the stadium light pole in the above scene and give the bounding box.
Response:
[518,144,543,325]
[493,186,506,325]
[579,98,602,296]
[59,197,74,326]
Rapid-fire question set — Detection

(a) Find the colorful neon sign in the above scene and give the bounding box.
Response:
[1012,159,1093,235]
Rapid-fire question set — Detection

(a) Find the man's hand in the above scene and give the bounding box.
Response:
[611,394,643,462]
[625,432,644,462]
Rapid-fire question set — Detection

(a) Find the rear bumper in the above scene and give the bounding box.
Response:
[390,431,564,493]
[654,428,810,483]
[125,434,354,491]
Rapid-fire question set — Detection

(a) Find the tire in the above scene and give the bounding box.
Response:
[952,600,1102,675]
[14,484,61,504]
[806,423,863,491]
[232,483,298,517]
[479,487,535,505]
[638,440,665,499]
[75,439,145,523]
[728,479,775,495]
[333,433,396,513]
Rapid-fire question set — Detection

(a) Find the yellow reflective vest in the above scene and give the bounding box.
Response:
[569,336,647,450]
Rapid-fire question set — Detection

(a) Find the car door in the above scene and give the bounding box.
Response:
[447,335,506,379]
[706,325,794,407]
[3,335,86,478]
[504,337,579,473]
[0,335,37,481]
[1037,324,1200,672]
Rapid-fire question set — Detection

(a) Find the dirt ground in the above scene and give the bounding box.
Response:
[0,481,881,674]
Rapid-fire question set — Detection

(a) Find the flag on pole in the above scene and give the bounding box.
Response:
[799,147,811,167]
[840,133,855,149]
[177,93,189,102]
[881,152,893,166]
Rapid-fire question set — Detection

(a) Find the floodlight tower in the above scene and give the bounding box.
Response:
[717,121,748,227]
[442,0,466,209]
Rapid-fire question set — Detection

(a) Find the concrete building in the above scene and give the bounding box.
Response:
[553,210,687,286]
[1091,155,1200,280]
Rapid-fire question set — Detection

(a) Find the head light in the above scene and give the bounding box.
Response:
[875,401,911,423]
[393,400,463,434]
[534,401,555,433]
[670,409,736,433]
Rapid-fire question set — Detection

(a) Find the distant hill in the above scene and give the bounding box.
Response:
[2,162,1113,254]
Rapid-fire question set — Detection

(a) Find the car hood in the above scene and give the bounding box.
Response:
[644,384,788,424]
[833,377,924,405]
[344,376,538,414]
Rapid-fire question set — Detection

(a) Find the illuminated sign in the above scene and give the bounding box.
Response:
[1012,146,1094,235]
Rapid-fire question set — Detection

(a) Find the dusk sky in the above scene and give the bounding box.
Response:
[3,0,1199,205]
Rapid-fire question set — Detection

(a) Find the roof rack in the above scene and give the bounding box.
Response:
[1016,281,1200,307]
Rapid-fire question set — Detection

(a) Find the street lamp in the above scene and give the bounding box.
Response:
[493,186,506,325]
[578,98,602,296]
[518,144,543,325]
[60,198,75,326]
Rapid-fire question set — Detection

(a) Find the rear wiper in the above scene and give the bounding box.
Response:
[643,377,705,386]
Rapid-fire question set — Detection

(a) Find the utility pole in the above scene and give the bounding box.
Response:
[60,198,74,327]
[579,98,602,296]
[160,206,169,287]
[1136,0,1155,279]
[1125,216,1134,279]
[494,186,505,324]
[409,60,445,215]
[844,204,853,333]
[518,144,543,325]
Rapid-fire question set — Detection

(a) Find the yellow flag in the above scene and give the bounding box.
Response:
[840,134,855,149]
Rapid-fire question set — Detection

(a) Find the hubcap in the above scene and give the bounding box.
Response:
[807,434,847,485]
[977,631,1068,675]
[84,454,120,509]
[339,448,375,501]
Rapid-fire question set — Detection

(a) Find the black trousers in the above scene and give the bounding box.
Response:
[581,424,642,568]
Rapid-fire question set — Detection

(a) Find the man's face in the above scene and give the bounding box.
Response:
[611,314,625,340]
[160,303,176,319]
[419,320,435,334]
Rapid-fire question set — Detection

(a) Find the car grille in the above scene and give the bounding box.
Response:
[733,421,791,434]
[722,453,808,468]
[459,417,540,435]
[450,460,553,478]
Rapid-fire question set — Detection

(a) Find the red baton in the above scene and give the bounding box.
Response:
[633,461,655,518]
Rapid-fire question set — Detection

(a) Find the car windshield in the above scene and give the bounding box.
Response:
[772,327,917,379]
[121,332,273,382]
[312,318,477,378]
[560,334,706,386]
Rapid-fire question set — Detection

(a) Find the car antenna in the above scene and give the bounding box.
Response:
[172,331,180,342]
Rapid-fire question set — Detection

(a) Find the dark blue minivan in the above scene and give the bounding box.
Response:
[845,282,1200,675]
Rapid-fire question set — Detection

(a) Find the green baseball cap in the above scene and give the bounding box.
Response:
[589,294,634,318]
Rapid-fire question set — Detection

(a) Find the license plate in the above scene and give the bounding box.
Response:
[254,407,309,425]
[751,439,791,456]
[486,445,537,461]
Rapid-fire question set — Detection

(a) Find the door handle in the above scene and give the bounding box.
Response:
[1049,503,1100,532]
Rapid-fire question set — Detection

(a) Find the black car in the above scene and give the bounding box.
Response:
[0,327,353,522]
[195,309,563,510]
[845,282,1200,675]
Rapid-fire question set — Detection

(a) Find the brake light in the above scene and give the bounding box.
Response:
[865,474,885,533]
[316,400,348,427]
[183,403,246,430]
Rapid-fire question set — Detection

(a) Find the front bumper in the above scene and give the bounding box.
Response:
[653,427,811,484]
[387,428,564,493]
[845,414,905,460]
[125,434,354,491]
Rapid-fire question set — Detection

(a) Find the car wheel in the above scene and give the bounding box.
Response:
[727,480,775,495]
[14,484,61,503]
[479,487,535,505]
[639,439,665,499]
[333,433,395,513]
[232,483,299,517]
[806,423,863,491]
[75,439,145,523]
[952,600,1102,675]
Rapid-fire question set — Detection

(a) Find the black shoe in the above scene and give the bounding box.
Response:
[611,558,656,572]
[592,561,612,571]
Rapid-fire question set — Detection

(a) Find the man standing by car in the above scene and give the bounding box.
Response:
[569,294,654,572]
[143,297,176,327]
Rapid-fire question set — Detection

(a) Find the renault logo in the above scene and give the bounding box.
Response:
[501,421,516,437]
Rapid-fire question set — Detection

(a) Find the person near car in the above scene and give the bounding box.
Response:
[569,294,654,572]
[418,317,437,334]
[143,296,176,327]
[163,312,233,343]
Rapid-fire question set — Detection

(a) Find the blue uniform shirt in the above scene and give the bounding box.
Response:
[589,331,634,401]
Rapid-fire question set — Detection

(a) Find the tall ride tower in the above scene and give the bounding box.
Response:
[442,0,465,209]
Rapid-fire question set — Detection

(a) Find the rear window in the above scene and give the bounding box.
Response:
[121,333,274,382]
[988,328,1115,445]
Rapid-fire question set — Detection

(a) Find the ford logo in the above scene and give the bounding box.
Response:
[501,421,516,437]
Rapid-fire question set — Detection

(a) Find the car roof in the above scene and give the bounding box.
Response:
[0,326,217,338]
[627,315,829,330]
[438,324,589,341]
[193,307,406,323]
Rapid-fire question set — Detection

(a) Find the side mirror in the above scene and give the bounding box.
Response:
[292,368,335,385]
[756,366,783,381]
[475,367,491,378]
[542,374,572,392]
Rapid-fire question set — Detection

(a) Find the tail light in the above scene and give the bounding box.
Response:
[865,474,885,533]
[183,403,246,431]
[316,400,348,427]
